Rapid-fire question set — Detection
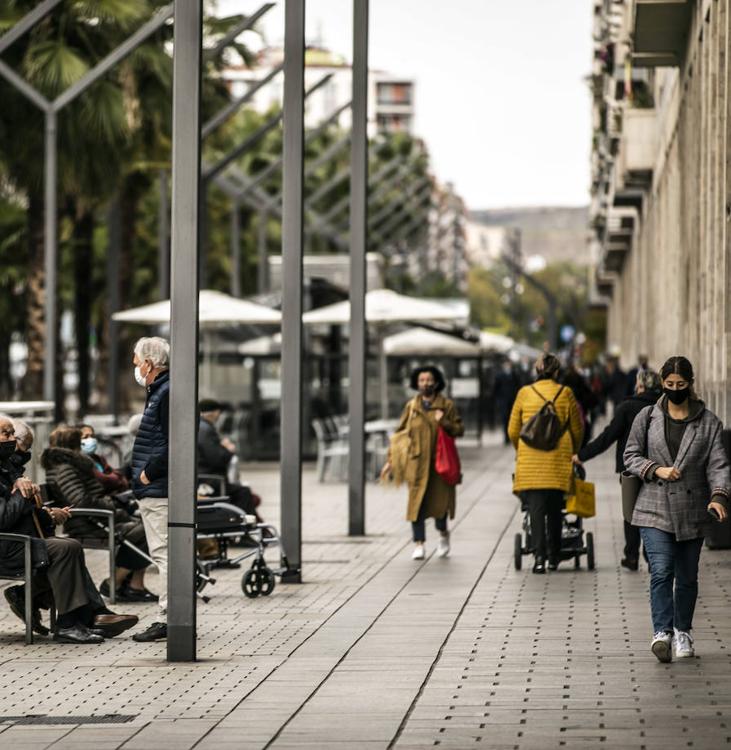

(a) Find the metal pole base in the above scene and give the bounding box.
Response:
[167,625,197,661]
[280,568,302,584]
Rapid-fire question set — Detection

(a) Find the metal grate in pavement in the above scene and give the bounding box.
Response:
[1,714,136,725]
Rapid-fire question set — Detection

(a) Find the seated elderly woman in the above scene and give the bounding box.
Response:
[41,426,156,603]
[0,416,138,643]
[77,424,129,494]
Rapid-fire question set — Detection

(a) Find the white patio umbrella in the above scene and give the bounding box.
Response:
[479,331,515,355]
[113,290,281,393]
[112,289,281,326]
[383,327,481,357]
[303,289,467,417]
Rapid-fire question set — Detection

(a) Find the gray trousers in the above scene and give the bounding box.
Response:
[34,537,90,615]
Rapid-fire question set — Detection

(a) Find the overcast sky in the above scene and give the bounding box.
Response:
[218,1,593,211]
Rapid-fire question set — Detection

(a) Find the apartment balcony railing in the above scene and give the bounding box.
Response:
[632,0,693,67]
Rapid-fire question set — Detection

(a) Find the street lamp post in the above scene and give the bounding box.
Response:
[279,0,306,583]
[167,0,203,662]
[348,0,369,537]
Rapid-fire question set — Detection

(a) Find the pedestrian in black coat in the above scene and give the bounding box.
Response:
[573,369,662,570]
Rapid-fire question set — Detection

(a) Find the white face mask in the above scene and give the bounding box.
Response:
[134,365,147,387]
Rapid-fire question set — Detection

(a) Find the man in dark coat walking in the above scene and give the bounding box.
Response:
[573,369,662,570]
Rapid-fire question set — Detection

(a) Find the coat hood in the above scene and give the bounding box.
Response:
[41,447,96,474]
[658,395,705,423]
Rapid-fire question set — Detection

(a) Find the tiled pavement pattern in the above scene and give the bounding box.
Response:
[1,436,731,749]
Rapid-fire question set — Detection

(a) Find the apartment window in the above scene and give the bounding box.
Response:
[376,82,412,106]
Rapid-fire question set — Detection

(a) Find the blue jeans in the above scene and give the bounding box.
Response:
[639,527,704,634]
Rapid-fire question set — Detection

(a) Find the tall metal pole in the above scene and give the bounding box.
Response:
[279,0,305,583]
[43,111,57,408]
[257,209,268,293]
[231,200,241,297]
[167,0,202,662]
[348,0,369,537]
[159,169,170,299]
[107,196,122,420]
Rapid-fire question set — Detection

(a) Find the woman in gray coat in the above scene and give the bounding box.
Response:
[624,356,730,663]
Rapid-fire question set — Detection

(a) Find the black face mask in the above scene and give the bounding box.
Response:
[664,387,690,405]
[421,385,435,397]
[0,440,17,460]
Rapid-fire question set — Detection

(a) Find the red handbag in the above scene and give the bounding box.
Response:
[435,427,461,485]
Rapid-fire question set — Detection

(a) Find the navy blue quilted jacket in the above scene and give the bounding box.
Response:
[131,370,170,499]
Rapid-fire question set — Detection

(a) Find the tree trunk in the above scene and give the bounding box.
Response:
[21,192,46,400]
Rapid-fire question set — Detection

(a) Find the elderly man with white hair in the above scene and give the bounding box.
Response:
[129,336,171,642]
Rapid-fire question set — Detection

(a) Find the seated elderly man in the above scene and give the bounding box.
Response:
[0,416,138,643]
[198,399,262,521]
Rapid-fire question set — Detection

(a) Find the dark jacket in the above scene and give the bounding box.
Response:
[578,390,661,473]
[0,459,53,577]
[131,370,170,499]
[41,447,131,537]
[198,417,233,476]
[624,397,731,540]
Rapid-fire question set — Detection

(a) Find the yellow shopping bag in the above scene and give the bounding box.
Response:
[566,477,596,518]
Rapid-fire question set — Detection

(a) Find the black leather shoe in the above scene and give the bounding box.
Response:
[548,557,560,572]
[532,558,546,574]
[621,557,639,571]
[117,586,159,603]
[4,585,50,636]
[53,624,104,644]
[93,613,139,638]
[132,621,167,642]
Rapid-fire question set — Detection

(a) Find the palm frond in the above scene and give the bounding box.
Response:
[24,40,89,97]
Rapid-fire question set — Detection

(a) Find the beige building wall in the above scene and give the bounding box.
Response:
[606,0,731,422]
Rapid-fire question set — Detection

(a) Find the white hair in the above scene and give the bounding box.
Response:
[11,418,34,448]
[134,337,170,368]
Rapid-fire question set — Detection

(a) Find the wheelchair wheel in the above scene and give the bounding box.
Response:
[242,564,276,598]
[586,532,595,571]
[513,533,523,570]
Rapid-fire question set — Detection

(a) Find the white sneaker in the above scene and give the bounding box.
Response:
[651,631,673,663]
[673,629,695,658]
[412,544,425,560]
[437,533,450,558]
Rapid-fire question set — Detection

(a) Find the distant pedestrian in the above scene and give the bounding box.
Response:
[624,356,730,662]
[605,357,627,414]
[381,366,464,560]
[128,336,171,643]
[573,369,662,570]
[625,354,649,398]
[508,353,584,573]
[561,363,599,444]
[493,360,521,444]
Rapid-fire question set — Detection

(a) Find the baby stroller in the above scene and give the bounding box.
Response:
[196,497,291,599]
[513,467,595,571]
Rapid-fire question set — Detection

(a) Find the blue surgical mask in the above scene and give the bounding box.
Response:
[81,437,98,455]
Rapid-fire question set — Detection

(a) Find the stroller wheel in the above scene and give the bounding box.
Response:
[513,533,523,570]
[586,532,595,570]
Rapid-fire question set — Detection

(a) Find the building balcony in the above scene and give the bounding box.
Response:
[632,0,693,67]
[610,107,656,209]
[601,207,637,273]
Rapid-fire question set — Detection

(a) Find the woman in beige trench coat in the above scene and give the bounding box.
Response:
[381,366,465,560]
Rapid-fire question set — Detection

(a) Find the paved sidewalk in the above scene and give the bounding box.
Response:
[1,437,730,749]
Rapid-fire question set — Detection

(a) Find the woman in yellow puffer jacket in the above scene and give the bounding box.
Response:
[508,353,584,573]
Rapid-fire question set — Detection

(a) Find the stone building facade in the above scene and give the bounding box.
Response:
[591,0,731,421]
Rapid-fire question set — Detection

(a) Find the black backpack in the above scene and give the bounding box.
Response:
[519,385,568,451]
